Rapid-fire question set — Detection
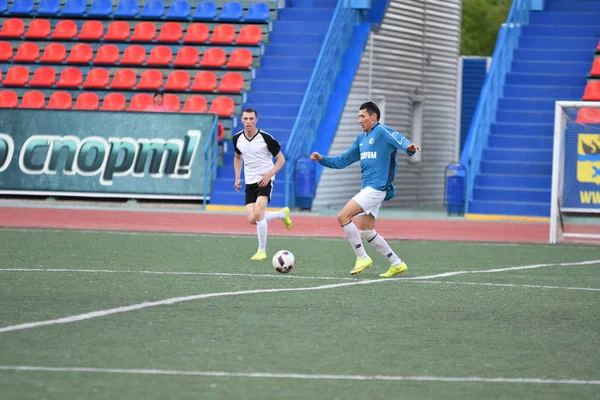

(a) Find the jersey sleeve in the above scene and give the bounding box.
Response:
[319,136,360,169]
[382,127,415,156]
[262,133,281,157]
[232,133,242,155]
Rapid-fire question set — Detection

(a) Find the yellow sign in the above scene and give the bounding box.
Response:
[577,134,600,184]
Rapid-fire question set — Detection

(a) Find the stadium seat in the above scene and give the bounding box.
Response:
[114,0,139,18]
[200,47,225,67]
[226,48,252,68]
[100,92,126,111]
[167,0,191,19]
[583,81,600,101]
[590,57,600,77]
[192,0,217,20]
[137,69,163,89]
[67,43,93,64]
[47,91,72,109]
[25,19,51,39]
[83,68,110,88]
[218,71,243,93]
[62,0,87,17]
[36,0,60,16]
[29,66,56,87]
[236,25,262,45]
[218,1,243,21]
[140,0,164,18]
[52,20,78,40]
[8,0,34,15]
[13,42,39,62]
[164,70,190,90]
[0,90,18,107]
[93,44,120,64]
[575,107,600,123]
[74,92,99,110]
[131,22,156,41]
[105,21,130,41]
[164,94,181,111]
[3,66,29,86]
[182,95,207,112]
[56,67,83,87]
[183,23,209,43]
[245,2,269,22]
[210,24,235,44]
[110,68,137,89]
[0,19,25,38]
[0,42,12,61]
[88,0,113,17]
[157,22,183,42]
[78,21,104,40]
[173,46,199,67]
[209,95,234,117]
[128,93,153,111]
[147,45,172,66]
[120,45,146,65]
[19,91,45,108]
[40,43,67,63]
[191,71,216,91]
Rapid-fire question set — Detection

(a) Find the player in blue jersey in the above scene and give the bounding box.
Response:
[310,102,421,277]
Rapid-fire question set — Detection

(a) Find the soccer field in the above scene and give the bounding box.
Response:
[1,228,599,399]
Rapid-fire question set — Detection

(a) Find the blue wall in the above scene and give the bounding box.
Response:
[460,57,488,154]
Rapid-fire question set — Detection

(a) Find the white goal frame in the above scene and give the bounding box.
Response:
[550,101,600,244]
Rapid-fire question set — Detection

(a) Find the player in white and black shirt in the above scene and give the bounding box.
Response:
[233,108,292,261]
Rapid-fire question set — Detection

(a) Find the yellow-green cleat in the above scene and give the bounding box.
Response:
[282,207,292,230]
[251,250,267,261]
[379,262,408,278]
[350,256,373,275]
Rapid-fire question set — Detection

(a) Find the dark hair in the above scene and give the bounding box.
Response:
[153,92,163,98]
[360,102,380,121]
[242,108,258,117]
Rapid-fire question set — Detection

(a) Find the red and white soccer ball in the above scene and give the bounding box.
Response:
[272,250,295,273]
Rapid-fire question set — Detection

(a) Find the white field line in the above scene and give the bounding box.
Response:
[0,366,598,385]
[1,259,599,334]
[409,280,600,292]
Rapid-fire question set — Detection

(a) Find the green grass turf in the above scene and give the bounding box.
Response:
[0,228,599,399]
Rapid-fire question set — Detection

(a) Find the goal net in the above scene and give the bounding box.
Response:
[550,101,600,244]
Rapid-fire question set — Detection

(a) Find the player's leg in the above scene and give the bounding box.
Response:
[337,197,372,275]
[250,182,272,261]
[263,182,292,230]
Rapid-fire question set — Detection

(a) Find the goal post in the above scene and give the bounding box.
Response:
[550,101,600,244]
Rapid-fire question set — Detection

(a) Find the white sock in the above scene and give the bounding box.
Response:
[257,219,267,252]
[342,222,367,258]
[361,230,402,265]
[265,210,285,222]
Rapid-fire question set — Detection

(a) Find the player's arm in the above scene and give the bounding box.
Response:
[310,138,360,169]
[383,129,421,156]
[233,134,243,191]
[258,134,284,187]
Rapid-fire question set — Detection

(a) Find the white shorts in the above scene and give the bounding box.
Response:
[352,186,386,219]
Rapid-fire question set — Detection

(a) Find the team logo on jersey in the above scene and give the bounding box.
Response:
[361,151,377,160]
[577,134,600,184]
[369,138,375,145]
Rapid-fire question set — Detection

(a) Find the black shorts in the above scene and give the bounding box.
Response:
[245,181,273,205]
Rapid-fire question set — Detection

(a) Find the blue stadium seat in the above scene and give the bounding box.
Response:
[0,0,7,13]
[140,0,164,18]
[8,0,34,15]
[114,0,138,17]
[166,0,190,19]
[245,2,269,22]
[61,0,87,16]
[36,0,60,16]
[192,0,217,20]
[218,1,243,21]
[88,0,113,17]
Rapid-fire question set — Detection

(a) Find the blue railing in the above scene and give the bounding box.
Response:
[460,0,532,212]
[283,2,360,206]
[203,116,219,207]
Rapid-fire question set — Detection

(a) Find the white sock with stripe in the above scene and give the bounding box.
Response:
[361,230,402,265]
[265,210,285,222]
[342,222,368,258]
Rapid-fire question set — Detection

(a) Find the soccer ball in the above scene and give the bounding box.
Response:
[272,250,295,273]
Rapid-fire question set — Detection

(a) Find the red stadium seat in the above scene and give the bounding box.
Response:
[18,91,45,108]
[209,96,234,117]
[226,48,252,69]
[0,90,18,107]
[0,19,25,38]
[100,93,126,111]
[47,91,73,109]
[182,95,207,113]
[583,81,600,101]
[183,23,209,43]
[147,46,172,66]
[29,66,56,87]
[25,19,51,39]
[121,45,146,65]
[164,70,190,90]
[67,43,93,64]
[590,57,600,77]
[576,107,600,123]
[218,72,244,93]
[163,94,181,112]
[3,66,29,86]
[57,67,83,88]
[94,44,120,65]
[191,71,216,92]
[236,25,262,45]
[128,93,153,111]
[78,21,104,41]
[137,69,163,90]
[110,69,137,89]
[210,24,236,44]
[0,42,13,62]
[13,42,40,62]
[74,92,99,110]
[83,68,110,89]
[157,22,182,42]
[200,47,226,67]
[131,22,156,42]
[40,43,67,63]
[174,46,199,67]
[104,21,130,41]
[52,20,78,40]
